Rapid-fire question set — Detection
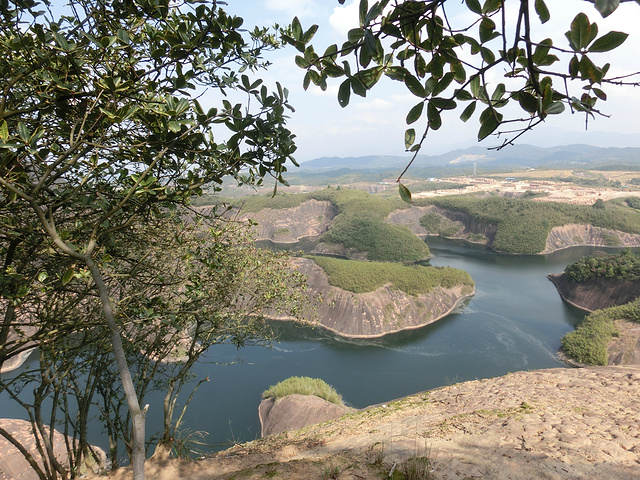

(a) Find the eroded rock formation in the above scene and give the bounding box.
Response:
[258,394,352,437]
[547,273,640,312]
[274,258,474,338]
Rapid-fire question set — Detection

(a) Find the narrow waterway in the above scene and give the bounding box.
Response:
[154,239,620,450]
[3,239,630,456]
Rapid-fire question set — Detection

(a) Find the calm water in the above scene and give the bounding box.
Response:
[3,239,631,454]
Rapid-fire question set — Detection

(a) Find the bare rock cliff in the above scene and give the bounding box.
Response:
[543,224,640,253]
[242,200,338,243]
[258,394,352,437]
[547,273,640,312]
[277,258,474,338]
[386,206,496,244]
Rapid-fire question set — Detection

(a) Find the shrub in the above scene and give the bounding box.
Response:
[561,298,640,365]
[262,376,343,405]
[565,250,640,282]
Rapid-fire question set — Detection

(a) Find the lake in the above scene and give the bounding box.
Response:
[146,239,622,451]
[2,239,629,456]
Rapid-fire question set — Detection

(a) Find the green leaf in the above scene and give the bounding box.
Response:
[517,91,538,113]
[61,267,74,285]
[427,102,442,130]
[594,0,620,17]
[465,0,482,14]
[534,0,550,23]
[545,101,565,115]
[359,0,368,26]
[478,108,502,140]
[0,120,8,140]
[399,183,413,203]
[404,74,426,97]
[479,17,495,43]
[460,101,477,122]
[338,79,351,107]
[292,17,303,41]
[491,83,506,102]
[53,31,71,51]
[568,13,592,50]
[589,31,628,52]
[406,102,424,124]
[168,120,181,132]
[116,29,131,45]
[17,123,30,142]
[404,128,416,149]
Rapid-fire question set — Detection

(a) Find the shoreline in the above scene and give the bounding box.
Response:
[270,287,475,340]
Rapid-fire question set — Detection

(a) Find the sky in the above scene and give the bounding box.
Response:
[222,0,640,163]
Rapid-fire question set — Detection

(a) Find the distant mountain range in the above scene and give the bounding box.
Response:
[300,144,640,172]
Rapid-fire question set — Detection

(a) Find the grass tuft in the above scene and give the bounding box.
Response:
[262,376,343,405]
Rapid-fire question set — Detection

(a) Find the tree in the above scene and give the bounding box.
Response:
[284,0,640,196]
[0,214,308,477]
[0,1,299,478]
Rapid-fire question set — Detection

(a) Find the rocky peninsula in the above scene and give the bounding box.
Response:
[274,258,474,338]
[547,273,640,312]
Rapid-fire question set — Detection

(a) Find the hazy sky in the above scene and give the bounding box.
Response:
[227,1,640,162]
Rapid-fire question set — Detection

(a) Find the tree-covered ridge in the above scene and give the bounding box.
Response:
[416,195,640,254]
[565,250,640,282]
[308,255,473,296]
[239,189,430,262]
[561,298,640,365]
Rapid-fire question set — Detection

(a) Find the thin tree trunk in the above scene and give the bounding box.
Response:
[87,261,146,480]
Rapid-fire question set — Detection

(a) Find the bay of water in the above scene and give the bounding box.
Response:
[149,239,625,450]
[3,239,631,455]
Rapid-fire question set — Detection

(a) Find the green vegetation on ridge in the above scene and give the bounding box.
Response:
[416,196,640,254]
[308,255,473,295]
[561,298,640,365]
[239,189,430,262]
[565,250,640,282]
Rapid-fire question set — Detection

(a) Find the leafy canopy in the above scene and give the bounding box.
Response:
[283,0,640,196]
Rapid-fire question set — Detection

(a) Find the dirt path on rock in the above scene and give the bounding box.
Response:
[100,365,640,480]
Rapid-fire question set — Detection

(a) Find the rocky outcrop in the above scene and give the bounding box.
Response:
[258,394,352,437]
[547,273,640,312]
[543,224,640,253]
[242,200,338,243]
[0,418,106,480]
[276,258,474,338]
[386,206,496,244]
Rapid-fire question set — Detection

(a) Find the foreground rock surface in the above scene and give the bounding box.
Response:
[0,419,105,480]
[258,394,352,437]
[97,366,640,480]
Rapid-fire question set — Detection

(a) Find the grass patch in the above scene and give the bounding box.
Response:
[308,256,473,295]
[415,195,640,254]
[262,376,343,405]
[561,298,640,365]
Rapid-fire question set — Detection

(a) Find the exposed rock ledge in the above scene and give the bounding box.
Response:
[241,199,338,243]
[100,365,640,480]
[543,224,640,253]
[547,273,640,312]
[388,206,640,253]
[258,394,353,437]
[275,258,474,338]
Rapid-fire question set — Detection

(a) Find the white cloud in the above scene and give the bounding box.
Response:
[329,0,358,37]
[264,0,319,19]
